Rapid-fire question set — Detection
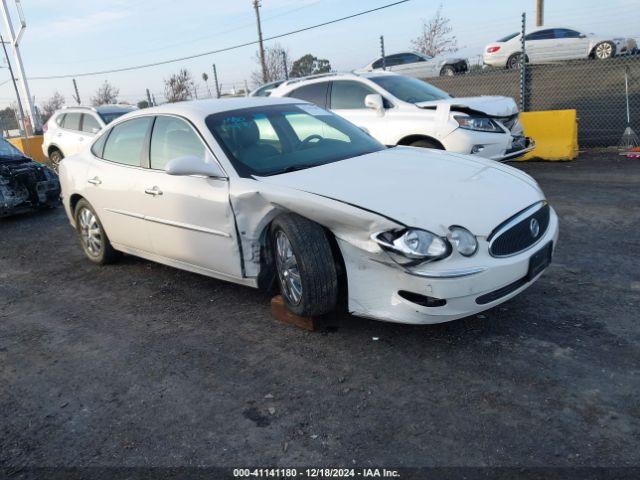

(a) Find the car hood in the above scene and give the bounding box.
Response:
[416,96,519,116]
[257,147,544,236]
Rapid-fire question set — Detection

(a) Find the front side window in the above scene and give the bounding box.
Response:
[554,29,580,39]
[205,104,384,177]
[330,81,376,109]
[369,75,450,104]
[286,82,330,108]
[102,117,152,167]
[62,113,81,131]
[384,54,404,67]
[525,29,555,41]
[150,116,206,170]
[82,114,101,134]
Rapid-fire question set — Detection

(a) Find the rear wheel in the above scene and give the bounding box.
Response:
[271,214,338,316]
[593,41,615,60]
[506,53,523,69]
[74,199,119,265]
[49,149,63,172]
[439,65,456,76]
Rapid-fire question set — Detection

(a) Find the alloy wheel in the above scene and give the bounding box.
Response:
[78,207,102,257]
[595,42,613,59]
[275,230,302,305]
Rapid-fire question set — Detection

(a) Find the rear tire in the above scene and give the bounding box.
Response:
[506,53,523,69]
[439,65,456,76]
[49,149,63,172]
[74,199,119,265]
[409,139,444,149]
[271,214,338,316]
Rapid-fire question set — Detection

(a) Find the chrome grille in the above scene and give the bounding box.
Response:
[489,202,550,257]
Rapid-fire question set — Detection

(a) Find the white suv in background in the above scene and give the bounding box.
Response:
[270,72,534,162]
[43,105,136,171]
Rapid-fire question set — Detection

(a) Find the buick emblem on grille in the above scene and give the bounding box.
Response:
[530,218,540,238]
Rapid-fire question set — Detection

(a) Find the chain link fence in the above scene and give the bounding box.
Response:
[427,55,640,148]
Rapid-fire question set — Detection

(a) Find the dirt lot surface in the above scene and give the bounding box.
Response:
[1,151,639,469]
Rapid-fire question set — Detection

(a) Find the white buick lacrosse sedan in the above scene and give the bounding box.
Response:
[59,97,558,324]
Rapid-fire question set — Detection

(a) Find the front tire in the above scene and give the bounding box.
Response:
[593,41,615,60]
[74,199,119,265]
[271,214,338,316]
[49,149,63,173]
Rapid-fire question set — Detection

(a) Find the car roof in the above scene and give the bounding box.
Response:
[275,71,398,90]
[62,104,136,114]
[120,97,306,119]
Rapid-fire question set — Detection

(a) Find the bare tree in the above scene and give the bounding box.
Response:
[91,81,120,106]
[164,69,194,103]
[251,43,291,85]
[410,4,458,57]
[40,91,65,123]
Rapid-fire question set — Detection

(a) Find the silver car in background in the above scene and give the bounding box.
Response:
[358,51,468,77]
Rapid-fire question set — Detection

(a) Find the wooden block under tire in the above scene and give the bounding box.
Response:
[270,295,320,331]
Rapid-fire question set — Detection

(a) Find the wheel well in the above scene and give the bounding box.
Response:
[69,194,84,215]
[396,135,444,149]
[48,145,62,156]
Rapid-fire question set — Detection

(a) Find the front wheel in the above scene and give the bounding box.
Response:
[593,41,615,60]
[271,214,338,316]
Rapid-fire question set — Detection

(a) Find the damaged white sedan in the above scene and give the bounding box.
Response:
[59,97,558,324]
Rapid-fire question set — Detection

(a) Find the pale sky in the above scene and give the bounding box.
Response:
[0,0,637,108]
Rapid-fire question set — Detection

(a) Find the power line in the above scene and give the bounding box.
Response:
[29,0,410,81]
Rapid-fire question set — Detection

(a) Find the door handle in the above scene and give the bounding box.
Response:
[144,186,163,196]
[87,177,102,185]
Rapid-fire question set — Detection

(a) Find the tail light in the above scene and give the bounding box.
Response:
[42,121,48,133]
[486,46,501,54]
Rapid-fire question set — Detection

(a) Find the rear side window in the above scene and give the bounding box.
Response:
[286,82,329,108]
[330,81,377,109]
[525,29,555,40]
[55,114,66,126]
[497,32,518,42]
[150,116,205,170]
[62,112,81,131]
[102,117,152,167]
[91,132,109,158]
[82,114,101,134]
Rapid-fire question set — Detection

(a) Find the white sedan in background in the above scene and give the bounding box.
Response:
[270,72,534,162]
[484,26,638,69]
[59,97,558,325]
[358,51,468,77]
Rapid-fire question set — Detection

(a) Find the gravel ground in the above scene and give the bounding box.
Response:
[1,151,639,470]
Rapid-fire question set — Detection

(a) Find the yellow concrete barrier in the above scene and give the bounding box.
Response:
[518,109,578,161]
[7,135,47,164]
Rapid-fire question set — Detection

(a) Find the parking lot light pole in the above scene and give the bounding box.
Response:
[0,33,27,139]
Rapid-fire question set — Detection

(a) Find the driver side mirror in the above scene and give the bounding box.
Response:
[165,155,226,178]
[365,94,385,116]
[578,33,587,38]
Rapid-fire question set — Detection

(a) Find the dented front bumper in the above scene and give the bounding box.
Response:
[337,208,558,324]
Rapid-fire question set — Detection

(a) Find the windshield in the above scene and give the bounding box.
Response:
[0,138,26,160]
[497,32,519,42]
[206,104,385,177]
[99,111,132,124]
[369,75,450,104]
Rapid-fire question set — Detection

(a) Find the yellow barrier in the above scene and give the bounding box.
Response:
[518,109,578,161]
[8,135,47,164]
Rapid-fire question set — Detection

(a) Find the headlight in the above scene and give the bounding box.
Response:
[454,115,503,133]
[373,228,451,265]
[449,226,478,256]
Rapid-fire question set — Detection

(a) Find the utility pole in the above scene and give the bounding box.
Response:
[72,78,81,104]
[146,88,152,107]
[0,33,26,138]
[520,12,527,112]
[535,0,544,26]
[252,0,268,83]
[0,0,39,134]
[212,64,220,98]
[380,35,386,71]
[282,50,288,80]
